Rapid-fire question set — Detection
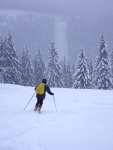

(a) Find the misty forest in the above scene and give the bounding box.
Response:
[0,1,113,89]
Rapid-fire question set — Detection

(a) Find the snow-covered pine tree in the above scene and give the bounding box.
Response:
[20,50,27,86]
[61,57,68,87]
[33,49,45,85]
[72,62,76,75]
[93,34,113,89]
[73,49,91,89]
[89,60,94,82]
[3,32,22,84]
[111,50,113,75]
[0,37,4,83]
[66,61,73,88]
[61,57,73,88]
[21,47,35,86]
[45,42,64,87]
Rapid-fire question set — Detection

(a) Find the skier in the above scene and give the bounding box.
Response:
[34,79,54,112]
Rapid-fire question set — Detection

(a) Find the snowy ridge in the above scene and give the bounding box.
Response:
[0,84,113,150]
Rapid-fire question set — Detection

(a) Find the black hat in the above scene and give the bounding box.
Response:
[42,79,47,84]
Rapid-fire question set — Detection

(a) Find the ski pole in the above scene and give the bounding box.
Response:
[53,95,57,112]
[24,92,35,110]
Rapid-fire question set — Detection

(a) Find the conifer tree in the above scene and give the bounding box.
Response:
[21,50,27,86]
[72,62,76,75]
[2,32,22,84]
[0,38,4,83]
[66,61,73,88]
[61,57,73,88]
[21,47,35,86]
[89,60,94,82]
[61,57,68,87]
[93,34,113,89]
[73,49,91,89]
[45,42,64,87]
[33,49,45,85]
[111,50,113,75]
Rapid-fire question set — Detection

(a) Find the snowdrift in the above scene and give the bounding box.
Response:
[0,83,113,150]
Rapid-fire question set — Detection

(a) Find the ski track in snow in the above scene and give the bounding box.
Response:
[0,84,113,150]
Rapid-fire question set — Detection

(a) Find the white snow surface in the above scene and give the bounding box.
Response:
[0,84,113,150]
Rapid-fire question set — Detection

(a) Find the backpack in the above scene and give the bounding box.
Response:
[35,83,45,95]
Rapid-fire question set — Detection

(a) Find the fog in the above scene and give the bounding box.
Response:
[0,0,113,61]
[0,0,113,17]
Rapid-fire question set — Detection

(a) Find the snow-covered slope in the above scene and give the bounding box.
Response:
[0,84,113,150]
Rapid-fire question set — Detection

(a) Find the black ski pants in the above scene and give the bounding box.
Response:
[35,99,44,107]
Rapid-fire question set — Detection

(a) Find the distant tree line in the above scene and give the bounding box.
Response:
[0,31,113,89]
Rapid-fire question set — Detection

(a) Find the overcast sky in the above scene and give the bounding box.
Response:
[0,0,113,17]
